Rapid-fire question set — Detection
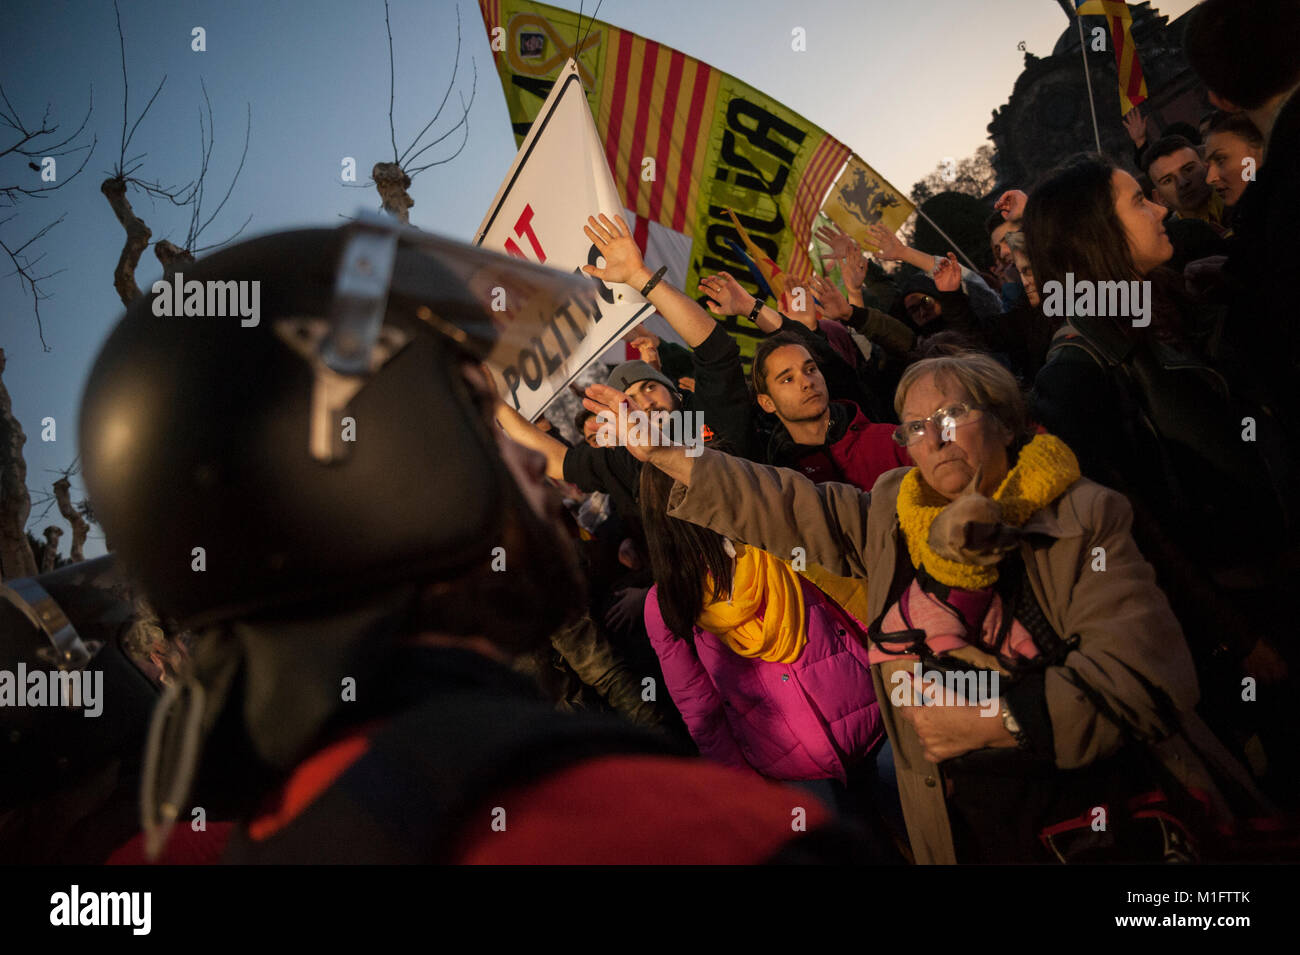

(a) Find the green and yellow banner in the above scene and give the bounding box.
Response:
[479,0,912,358]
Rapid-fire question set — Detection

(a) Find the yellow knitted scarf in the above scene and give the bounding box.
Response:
[896,434,1080,590]
[698,544,808,664]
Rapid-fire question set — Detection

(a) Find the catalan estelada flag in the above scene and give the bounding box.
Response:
[479,0,912,361]
[1076,0,1148,115]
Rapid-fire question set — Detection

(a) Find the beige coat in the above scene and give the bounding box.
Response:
[667,449,1265,863]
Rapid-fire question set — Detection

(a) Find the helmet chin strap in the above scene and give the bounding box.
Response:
[233,588,420,770]
[140,627,240,861]
[139,585,420,859]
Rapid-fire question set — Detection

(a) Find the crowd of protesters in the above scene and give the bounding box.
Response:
[492,0,1300,863]
[7,0,1299,866]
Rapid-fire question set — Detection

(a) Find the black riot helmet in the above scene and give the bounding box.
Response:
[79,215,595,630]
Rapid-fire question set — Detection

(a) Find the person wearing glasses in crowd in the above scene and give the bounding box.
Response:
[586,349,1268,863]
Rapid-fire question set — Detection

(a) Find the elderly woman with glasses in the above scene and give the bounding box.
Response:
[584,350,1265,864]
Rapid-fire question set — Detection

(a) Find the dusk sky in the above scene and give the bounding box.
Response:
[1,0,1198,559]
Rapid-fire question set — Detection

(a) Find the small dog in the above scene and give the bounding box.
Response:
[927,466,1022,566]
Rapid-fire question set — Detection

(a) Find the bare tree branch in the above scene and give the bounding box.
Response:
[0,83,95,161]
[112,0,167,180]
[385,0,398,164]
[396,4,464,167]
[359,2,476,220]
[104,2,251,301]
[406,70,476,178]
[0,214,66,350]
[1,75,96,346]
[184,87,252,252]
[2,135,96,204]
[101,175,151,306]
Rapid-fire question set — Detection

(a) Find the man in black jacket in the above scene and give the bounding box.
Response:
[1183,0,1300,804]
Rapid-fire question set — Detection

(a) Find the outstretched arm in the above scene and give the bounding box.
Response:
[699,270,783,333]
[583,381,696,484]
[815,222,869,307]
[866,223,941,273]
[584,381,872,578]
[583,214,716,348]
[495,398,568,482]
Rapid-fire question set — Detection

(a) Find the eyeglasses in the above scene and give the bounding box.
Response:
[892,402,979,447]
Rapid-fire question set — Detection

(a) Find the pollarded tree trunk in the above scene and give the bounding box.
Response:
[0,349,38,580]
[155,239,195,279]
[40,526,62,572]
[52,476,89,563]
[372,162,413,223]
[101,176,152,307]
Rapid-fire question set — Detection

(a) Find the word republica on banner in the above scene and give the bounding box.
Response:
[698,98,805,281]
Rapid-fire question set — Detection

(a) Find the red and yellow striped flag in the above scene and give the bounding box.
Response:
[1076,0,1148,115]
[479,0,911,361]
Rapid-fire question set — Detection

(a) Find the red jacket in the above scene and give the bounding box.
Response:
[767,400,911,492]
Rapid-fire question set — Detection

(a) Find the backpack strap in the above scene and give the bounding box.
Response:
[1046,322,1105,369]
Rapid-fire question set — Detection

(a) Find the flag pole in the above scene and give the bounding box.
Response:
[913,207,981,274]
[1075,10,1104,152]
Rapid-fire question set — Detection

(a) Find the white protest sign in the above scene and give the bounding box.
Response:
[475,59,652,420]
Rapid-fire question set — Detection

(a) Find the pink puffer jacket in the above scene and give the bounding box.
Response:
[644,576,883,782]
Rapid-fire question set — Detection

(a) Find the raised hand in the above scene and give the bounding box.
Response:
[783,284,818,330]
[698,271,756,316]
[583,382,659,461]
[994,189,1028,223]
[814,222,858,262]
[866,223,908,262]
[933,252,962,293]
[835,248,868,293]
[808,274,851,321]
[629,334,661,369]
[1122,108,1148,148]
[582,214,649,287]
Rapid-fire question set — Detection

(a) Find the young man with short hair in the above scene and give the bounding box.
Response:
[1144,134,1227,232]
[753,332,910,491]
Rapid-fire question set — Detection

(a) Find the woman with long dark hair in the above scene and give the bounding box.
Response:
[1026,154,1298,803]
[638,457,891,809]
